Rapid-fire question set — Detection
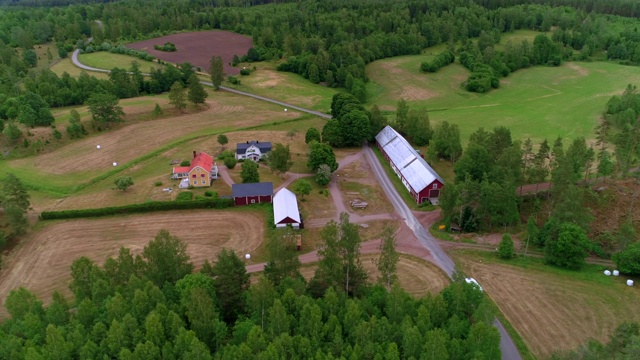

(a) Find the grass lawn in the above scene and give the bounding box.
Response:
[225,62,339,112]
[451,249,640,359]
[366,32,640,145]
[78,51,164,73]
[50,57,109,80]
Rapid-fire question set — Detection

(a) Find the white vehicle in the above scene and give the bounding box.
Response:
[465,277,484,292]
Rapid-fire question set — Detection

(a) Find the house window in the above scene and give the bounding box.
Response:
[192,174,196,178]
[201,174,205,177]
[433,183,438,189]
[251,199,256,204]
[202,180,205,184]
[193,181,197,185]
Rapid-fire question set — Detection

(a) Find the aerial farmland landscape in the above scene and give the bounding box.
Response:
[1,0,640,359]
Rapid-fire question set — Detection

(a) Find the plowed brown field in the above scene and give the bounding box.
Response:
[127,31,252,75]
[0,210,264,318]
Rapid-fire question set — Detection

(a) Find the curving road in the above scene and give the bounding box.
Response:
[71,49,332,119]
[71,49,522,360]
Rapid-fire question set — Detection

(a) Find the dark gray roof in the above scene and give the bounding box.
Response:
[236,141,272,154]
[232,182,274,197]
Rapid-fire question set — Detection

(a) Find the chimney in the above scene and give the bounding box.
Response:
[193,151,197,158]
[257,140,259,143]
[246,141,249,144]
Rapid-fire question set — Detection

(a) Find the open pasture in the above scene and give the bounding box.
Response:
[50,57,110,79]
[0,209,265,318]
[78,52,163,73]
[127,31,252,75]
[452,250,640,358]
[367,53,640,144]
[3,91,303,194]
[226,62,339,111]
[300,254,450,298]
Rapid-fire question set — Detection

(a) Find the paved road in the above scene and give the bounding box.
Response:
[71,50,332,119]
[72,48,522,360]
[362,144,522,360]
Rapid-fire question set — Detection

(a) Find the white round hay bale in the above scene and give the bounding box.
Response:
[112,162,117,167]
[245,253,251,260]
[284,108,288,112]
[627,279,634,286]
[613,270,620,276]
[604,270,611,276]
[96,145,101,149]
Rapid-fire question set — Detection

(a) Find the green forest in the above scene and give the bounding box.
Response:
[0,222,500,360]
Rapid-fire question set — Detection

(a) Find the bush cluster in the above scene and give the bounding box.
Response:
[154,42,177,52]
[40,198,234,220]
[420,50,455,73]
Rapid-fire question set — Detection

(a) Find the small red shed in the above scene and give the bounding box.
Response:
[232,182,273,206]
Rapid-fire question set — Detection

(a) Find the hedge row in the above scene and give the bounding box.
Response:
[40,198,234,220]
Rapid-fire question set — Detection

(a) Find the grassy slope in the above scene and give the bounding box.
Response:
[225,62,340,112]
[366,31,640,145]
[78,52,163,73]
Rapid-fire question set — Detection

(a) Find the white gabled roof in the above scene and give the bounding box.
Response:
[375,125,444,193]
[273,188,301,224]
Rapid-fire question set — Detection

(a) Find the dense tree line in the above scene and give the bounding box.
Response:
[1,0,640,103]
[473,0,640,18]
[0,221,501,359]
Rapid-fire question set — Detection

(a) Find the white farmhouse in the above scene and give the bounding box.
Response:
[235,140,272,161]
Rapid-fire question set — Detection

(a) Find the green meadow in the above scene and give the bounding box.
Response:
[78,52,163,73]
[367,54,640,145]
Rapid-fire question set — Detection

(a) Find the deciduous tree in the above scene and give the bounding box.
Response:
[268,143,293,175]
[187,74,208,106]
[1,173,31,236]
[315,164,332,186]
[168,81,187,112]
[305,127,321,144]
[544,222,591,269]
[209,56,224,90]
[263,226,302,285]
[240,160,260,183]
[114,176,133,191]
[307,141,338,172]
[87,93,124,128]
[217,134,228,149]
[292,179,312,200]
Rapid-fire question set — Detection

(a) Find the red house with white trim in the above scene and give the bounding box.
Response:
[232,182,273,206]
[375,126,444,204]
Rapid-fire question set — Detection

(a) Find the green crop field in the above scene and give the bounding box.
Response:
[78,52,163,73]
[367,57,640,145]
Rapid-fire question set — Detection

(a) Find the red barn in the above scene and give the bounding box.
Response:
[375,126,444,204]
[232,182,273,206]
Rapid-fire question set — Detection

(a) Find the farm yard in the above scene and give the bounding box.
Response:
[2,91,304,196]
[126,31,253,75]
[452,250,640,358]
[0,210,265,318]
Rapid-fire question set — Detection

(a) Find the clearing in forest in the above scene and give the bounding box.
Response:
[127,31,253,75]
[0,210,265,318]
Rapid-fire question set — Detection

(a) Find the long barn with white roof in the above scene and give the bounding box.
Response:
[375,125,444,204]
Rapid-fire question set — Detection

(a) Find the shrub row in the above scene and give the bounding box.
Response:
[420,50,454,73]
[40,198,234,220]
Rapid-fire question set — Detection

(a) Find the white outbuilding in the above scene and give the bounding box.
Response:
[273,187,301,229]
